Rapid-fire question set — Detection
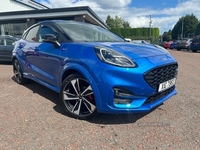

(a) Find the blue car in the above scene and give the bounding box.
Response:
[12,20,178,120]
[170,41,178,49]
[190,37,200,52]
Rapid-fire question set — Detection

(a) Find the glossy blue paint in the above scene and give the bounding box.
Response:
[12,20,178,114]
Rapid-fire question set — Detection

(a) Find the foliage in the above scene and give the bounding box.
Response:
[106,15,130,29]
[111,27,160,43]
[106,15,116,28]
[106,15,159,43]
[171,14,199,40]
[195,23,200,36]
[162,30,172,41]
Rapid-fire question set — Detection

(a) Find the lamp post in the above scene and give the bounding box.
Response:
[149,15,153,43]
[181,18,184,39]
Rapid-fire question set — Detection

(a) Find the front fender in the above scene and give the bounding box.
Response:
[60,62,102,109]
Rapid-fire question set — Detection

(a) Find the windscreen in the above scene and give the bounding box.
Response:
[57,22,124,42]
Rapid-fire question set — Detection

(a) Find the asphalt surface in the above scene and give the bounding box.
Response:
[0,49,200,150]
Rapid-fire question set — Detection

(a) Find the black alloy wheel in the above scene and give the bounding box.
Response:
[13,59,28,84]
[192,50,197,52]
[60,73,98,120]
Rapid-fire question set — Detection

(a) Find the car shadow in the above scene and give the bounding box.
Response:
[88,105,161,125]
[11,76,161,124]
[11,76,60,105]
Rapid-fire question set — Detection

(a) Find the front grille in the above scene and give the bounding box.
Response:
[144,63,178,89]
[144,87,174,104]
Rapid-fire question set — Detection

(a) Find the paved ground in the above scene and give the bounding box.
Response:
[0,49,199,150]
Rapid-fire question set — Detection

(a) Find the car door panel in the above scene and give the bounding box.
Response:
[31,42,62,87]
[20,24,63,87]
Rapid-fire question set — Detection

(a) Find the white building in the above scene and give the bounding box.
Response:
[0,0,108,36]
[0,0,48,12]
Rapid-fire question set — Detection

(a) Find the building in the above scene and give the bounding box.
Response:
[0,0,108,37]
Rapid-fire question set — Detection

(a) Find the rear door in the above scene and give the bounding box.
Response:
[191,38,200,50]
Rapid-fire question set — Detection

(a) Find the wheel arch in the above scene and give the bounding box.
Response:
[12,56,17,64]
[12,56,25,73]
[60,63,102,109]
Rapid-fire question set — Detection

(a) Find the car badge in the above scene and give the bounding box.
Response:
[162,57,167,61]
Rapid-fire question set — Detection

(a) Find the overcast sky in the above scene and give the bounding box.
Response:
[35,0,200,35]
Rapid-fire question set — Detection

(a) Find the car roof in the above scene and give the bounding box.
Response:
[37,20,91,25]
[0,35,15,38]
[23,20,95,35]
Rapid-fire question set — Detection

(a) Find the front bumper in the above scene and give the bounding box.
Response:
[91,58,178,114]
[98,86,177,114]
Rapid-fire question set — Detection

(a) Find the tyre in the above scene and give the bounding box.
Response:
[177,49,181,51]
[192,50,197,52]
[60,73,98,120]
[13,59,29,84]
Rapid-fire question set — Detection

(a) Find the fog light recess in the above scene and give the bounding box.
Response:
[113,88,135,104]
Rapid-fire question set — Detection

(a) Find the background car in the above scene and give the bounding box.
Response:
[130,40,169,53]
[176,39,192,51]
[12,20,178,120]
[170,40,179,49]
[132,40,149,44]
[163,41,173,49]
[0,35,17,62]
[190,37,200,52]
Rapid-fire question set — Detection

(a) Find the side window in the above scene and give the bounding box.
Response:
[0,38,3,45]
[5,38,15,46]
[39,26,58,42]
[25,26,40,42]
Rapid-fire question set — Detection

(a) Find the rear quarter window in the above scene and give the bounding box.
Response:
[25,25,40,42]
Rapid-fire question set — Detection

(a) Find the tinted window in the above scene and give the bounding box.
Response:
[5,38,15,45]
[192,38,200,43]
[25,26,39,42]
[0,37,3,45]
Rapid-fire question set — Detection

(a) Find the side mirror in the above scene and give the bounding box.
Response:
[42,34,60,48]
[42,34,57,42]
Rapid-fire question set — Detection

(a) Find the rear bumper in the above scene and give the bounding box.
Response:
[176,45,189,49]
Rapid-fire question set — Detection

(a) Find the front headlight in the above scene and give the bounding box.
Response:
[95,46,136,67]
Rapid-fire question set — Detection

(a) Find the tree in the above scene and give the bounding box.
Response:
[162,30,172,41]
[106,15,116,28]
[106,15,130,29]
[123,21,131,28]
[195,23,200,36]
[172,14,199,40]
[115,15,124,28]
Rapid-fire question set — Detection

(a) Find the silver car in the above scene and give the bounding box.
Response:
[176,39,192,51]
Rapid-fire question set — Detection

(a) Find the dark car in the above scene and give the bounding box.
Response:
[12,20,178,120]
[176,39,192,51]
[0,35,17,62]
[190,37,200,52]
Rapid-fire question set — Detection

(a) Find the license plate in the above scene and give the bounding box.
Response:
[158,78,176,92]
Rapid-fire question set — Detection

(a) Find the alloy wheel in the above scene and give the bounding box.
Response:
[13,60,22,83]
[60,73,97,119]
